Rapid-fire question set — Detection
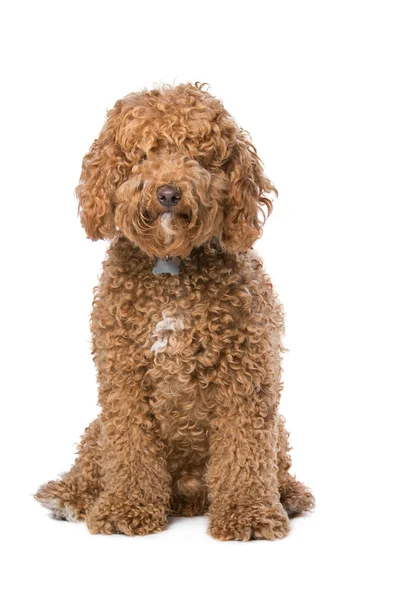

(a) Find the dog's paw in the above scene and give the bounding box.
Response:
[208,502,290,541]
[35,480,83,522]
[86,498,168,536]
[280,479,315,517]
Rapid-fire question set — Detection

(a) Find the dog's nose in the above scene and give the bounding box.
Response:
[156,185,181,207]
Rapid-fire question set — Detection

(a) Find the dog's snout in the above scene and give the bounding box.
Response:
[156,185,181,207]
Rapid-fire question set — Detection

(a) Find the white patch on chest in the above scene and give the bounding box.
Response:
[151,312,185,355]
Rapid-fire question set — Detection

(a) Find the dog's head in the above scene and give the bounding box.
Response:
[76,83,276,258]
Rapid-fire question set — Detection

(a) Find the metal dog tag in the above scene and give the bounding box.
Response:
[152,256,181,275]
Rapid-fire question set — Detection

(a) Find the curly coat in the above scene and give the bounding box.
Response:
[35,83,314,540]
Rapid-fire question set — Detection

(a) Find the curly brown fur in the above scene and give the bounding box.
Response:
[35,83,314,540]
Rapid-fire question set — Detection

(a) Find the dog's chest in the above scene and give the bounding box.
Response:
[134,262,241,413]
[138,272,216,437]
[144,271,215,375]
[112,250,260,424]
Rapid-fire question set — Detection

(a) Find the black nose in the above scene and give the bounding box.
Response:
[156,185,181,207]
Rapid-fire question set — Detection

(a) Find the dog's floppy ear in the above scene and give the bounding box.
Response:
[76,100,126,240]
[221,131,276,252]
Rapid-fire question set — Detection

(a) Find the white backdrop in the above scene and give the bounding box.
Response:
[1,1,399,598]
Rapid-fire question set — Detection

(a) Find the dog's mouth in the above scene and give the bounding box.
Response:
[153,210,193,232]
[179,212,191,223]
[157,210,191,222]
[141,209,191,224]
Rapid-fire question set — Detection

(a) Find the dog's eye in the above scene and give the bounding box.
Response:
[137,152,147,164]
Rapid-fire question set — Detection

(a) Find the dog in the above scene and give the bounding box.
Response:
[35,83,314,540]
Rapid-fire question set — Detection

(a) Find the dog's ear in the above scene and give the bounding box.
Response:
[221,131,276,252]
[76,100,126,240]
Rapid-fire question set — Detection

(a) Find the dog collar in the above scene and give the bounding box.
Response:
[152,256,181,275]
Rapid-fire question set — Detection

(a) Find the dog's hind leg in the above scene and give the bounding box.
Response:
[35,417,102,522]
[277,415,315,516]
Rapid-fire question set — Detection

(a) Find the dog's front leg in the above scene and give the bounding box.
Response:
[86,376,171,536]
[206,395,290,541]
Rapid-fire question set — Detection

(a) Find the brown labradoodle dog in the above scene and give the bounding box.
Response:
[35,83,314,540]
